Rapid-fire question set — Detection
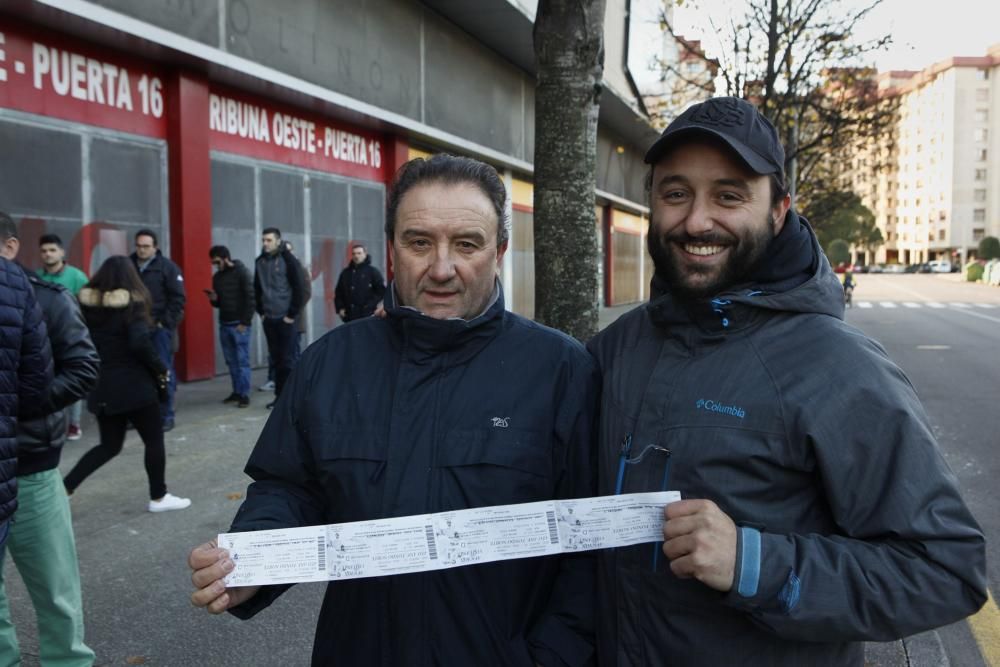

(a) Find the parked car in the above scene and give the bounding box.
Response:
[882,264,906,273]
[868,264,884,273]
[928,260,953,273]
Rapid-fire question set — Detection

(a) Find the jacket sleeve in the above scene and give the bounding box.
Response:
[722,341,987,642]
[528,350,599,667]
[283,252,305,320]
[240,266,255,326]
[367,267,386,310]
[127,316,167,379]
[161,259,187,330]
[333,269,347,313]
[227,352,327,619]
[18,287,54,420]
[41,288,100,413]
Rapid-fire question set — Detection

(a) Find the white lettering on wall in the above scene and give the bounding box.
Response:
[30,42,157,116]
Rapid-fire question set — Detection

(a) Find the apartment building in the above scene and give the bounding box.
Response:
[845,45,1000,266]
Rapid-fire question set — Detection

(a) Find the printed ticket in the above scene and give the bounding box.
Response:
[218,491,680,587]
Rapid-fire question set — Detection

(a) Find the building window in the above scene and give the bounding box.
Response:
[973,228,985,242]
[975,109,989,122]
[976,69,990,80]
[974,189,987,202]
[977,149,988,161]
[976,168,987,180]
[974,128,988,142]
[938,229,946,241]
[974,209,986,222]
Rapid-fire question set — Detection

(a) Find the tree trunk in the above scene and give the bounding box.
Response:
[533,0,606,341]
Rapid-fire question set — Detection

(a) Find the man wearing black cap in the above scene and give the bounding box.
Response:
[588,97,986,665]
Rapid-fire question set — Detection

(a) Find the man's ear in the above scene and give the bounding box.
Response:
[388,242,396,273]
[495,240,509,274]
[772,193,792,235]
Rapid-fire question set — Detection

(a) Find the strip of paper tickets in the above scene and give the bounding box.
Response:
[218,491,679,587]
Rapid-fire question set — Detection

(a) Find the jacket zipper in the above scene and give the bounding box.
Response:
[614,433,633,495]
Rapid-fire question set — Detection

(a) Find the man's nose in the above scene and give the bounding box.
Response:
[427,245,457,282]
[683,195,714,235]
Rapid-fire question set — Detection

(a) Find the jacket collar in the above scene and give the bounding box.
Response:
[646,210,843,338]
[385,280,505,363]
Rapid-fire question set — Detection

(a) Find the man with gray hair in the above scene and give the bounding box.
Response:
[189,155,598,666]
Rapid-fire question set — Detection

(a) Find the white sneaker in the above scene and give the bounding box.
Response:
[148,493,192,513]
[258,380,275,392]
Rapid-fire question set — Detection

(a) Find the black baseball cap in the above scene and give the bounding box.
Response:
[644,97,785,179]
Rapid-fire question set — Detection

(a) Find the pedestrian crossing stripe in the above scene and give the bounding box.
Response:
[903,302,921,308]
[927,302,946,308]
[950,303,972,308]
[858,302,873,309]
[974,303,997,309]
[879,302,897,308]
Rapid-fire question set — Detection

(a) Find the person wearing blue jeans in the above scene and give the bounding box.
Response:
[130,229,186,431]
[208,246,255,407]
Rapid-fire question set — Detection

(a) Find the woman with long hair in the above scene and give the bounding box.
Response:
[64,255,191,512]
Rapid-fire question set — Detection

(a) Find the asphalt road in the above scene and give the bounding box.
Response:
[3,273,998,666]
[842,273,1000,667]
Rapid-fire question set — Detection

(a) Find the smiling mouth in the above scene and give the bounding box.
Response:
[681,243,727,257]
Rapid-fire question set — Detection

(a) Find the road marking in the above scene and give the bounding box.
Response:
[973,303,997,309]
[903,302,922,308]
[950,302,972,308]
[880,301,898,308]
[947,307,1000,325]
[916,345,951,350]
[857,301,873,308]
[967,589,1000,667]
[926,302,947,308]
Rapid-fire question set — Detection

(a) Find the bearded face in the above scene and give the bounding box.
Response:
[646,139,788,300]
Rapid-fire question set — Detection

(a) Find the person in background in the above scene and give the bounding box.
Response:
[253,228,305,409]
[0,217,99,667]
[63,256,191,513]
[282,240,312,365]
[0,212,54,552]
[130,229,186,432]
[334,243,385,322]
[206,246,254,408]
[37,233,89,441]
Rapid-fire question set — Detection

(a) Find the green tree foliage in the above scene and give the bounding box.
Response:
[801,189,882,252]
[978,236,1000,260]
[826,238,851,266]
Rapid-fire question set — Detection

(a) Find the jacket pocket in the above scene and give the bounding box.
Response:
[315,430,388,522]
[435,428,552,506]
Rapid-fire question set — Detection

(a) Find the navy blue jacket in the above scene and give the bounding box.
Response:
[229,284,598,666]
[0,258,54,523]
[130,250,186,330]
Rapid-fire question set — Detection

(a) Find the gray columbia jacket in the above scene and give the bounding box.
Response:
[587,212,987,666]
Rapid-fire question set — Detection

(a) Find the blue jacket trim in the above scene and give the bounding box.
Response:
[737,526,761,597]
[778,571,801,614]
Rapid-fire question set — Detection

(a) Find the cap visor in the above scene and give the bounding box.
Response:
[645,127,777,176]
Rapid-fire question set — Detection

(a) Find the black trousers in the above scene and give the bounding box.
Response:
[262,317,297,397]
[63,402,167,500]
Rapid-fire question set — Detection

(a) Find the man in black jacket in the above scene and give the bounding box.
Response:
[334,243,385,322]
[130,229,185,431]
[0,219,99,665]
[0,214,54,556]
[207,246,254,408]
[253,228,304,408]
[188,156,597,666]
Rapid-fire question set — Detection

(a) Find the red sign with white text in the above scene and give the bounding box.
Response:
[0,20,167,138]
[209,86,385,182]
